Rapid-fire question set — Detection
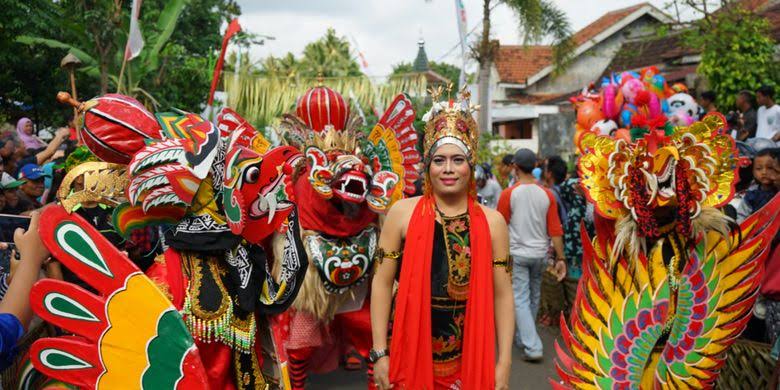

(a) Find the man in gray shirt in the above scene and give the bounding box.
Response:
[476,164,502,208]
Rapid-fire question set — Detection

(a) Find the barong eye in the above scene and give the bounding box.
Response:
[244,166,260,184]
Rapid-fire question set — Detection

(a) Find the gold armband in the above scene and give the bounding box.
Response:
[375,247,402,264]
[492,257,511,274]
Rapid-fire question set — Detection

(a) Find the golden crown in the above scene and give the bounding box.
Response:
[422,86,480,164]
[309,124,360,152]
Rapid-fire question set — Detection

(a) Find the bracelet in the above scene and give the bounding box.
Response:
[556,258,566,262]
[375,248,402,265]
[492,257,511,274]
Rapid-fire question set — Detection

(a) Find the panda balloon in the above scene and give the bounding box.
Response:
[667,93,699,126]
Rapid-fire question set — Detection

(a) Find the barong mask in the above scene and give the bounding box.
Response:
[223,122,302,244]
[578,112,738,261]
[556,71,780,389]
[280,86,420,213]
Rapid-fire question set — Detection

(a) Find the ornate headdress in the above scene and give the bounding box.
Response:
[422,86,479,165]
[280,86,419,213]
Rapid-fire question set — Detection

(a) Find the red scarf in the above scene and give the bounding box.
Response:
[389,196,495,389]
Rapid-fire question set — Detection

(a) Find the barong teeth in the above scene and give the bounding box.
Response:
[266,193,277,221]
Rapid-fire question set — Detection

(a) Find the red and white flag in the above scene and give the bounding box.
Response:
[124,0,145,60]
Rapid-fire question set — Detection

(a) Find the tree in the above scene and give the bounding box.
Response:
[259,28,363,79]
[474,0,573,133]
[0,0,79,126]
[259,53,300,79]
[12,0,239,112]
[669,1,777,109]
[391,61,462,85]
[298,28,363,78]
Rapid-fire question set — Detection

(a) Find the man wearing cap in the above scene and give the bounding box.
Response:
[1,173,26,215]
[14,164,47,213]
[497,148,566,362]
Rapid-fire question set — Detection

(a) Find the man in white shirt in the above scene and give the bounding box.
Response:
[756,85,780,142]
[497,149,566,362]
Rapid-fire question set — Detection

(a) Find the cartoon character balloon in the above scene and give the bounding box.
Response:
[667,93,699,126]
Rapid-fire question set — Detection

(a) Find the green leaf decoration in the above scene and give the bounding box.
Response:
[39,349,93,370]
[55,222,113,278]
[43,292,99,322]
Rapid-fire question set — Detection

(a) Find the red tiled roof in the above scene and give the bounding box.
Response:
[513,93,558,104]
[505,91,579,105]
[495,45,553,84]
[601,0,780,79]
[601,33,698,76]
[573,2,650,46]
[495,2,659,84]
[662,64,699,83]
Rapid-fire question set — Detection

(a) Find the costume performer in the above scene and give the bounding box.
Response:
[556,74,780,388]
[370,90,515,390]
[272,86,420,389]
[30,92,309,389]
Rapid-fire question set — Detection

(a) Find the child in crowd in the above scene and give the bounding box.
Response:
[737,148,779,223]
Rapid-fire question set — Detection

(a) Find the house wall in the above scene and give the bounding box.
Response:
[538,111,577,158]
[490,119,540,153]
[490,67,507,101]
[526,15,662,95]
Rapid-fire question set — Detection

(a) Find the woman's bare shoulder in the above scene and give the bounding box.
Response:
[479,204,505,225]
[389,196,422,216]
[385,196,422,235]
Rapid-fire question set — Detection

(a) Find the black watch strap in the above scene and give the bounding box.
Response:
[369,348,389,363]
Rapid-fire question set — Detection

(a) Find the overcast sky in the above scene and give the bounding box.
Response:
[234,0,675,78]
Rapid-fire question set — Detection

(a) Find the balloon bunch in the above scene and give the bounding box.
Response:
[571,67,701,152]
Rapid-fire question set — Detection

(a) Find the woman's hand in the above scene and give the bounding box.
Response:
[495,361,510,390]
[373,356,393,389]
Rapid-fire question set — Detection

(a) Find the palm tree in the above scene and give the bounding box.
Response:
[298,28,363,78]
[259,53,300,79]
[475,0,573,133]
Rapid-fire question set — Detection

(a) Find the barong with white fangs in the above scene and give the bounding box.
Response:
[273,85,420,389]
[555,77,780,388]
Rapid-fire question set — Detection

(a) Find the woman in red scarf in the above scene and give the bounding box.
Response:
[369,94,514,389]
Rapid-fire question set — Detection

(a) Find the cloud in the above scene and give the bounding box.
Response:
[236,0,668,78]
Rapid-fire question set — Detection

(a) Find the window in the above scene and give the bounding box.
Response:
[498,120,533,139]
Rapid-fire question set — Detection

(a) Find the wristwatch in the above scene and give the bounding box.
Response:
[368,348,389,363]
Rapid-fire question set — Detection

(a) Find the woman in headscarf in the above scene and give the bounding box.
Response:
[370,95,514,390]
[15,118,46,150]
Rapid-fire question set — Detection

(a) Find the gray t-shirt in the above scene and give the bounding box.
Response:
[477,179,502,209]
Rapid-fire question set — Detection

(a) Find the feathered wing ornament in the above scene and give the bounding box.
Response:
[114,113,222,236]
[362,93,421,212]
[28,206,208,389]
[127,118,220,209]
[554,195,780,389]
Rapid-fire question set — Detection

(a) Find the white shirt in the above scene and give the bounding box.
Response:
[756,104,780,139]
[497,183,563,259]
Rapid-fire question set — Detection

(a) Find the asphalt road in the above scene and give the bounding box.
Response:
[308,325,562,389]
